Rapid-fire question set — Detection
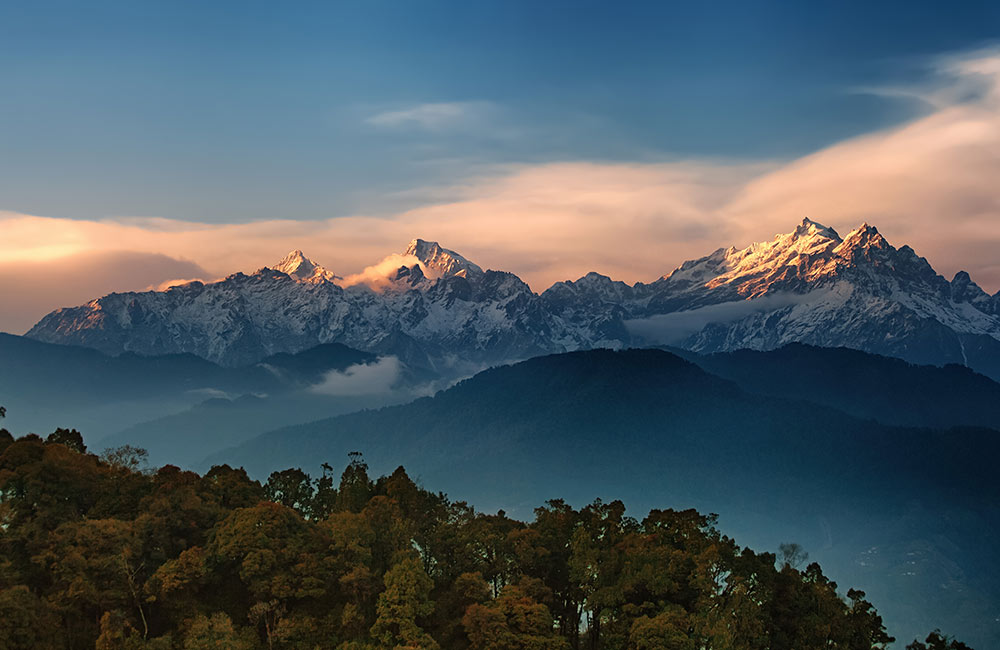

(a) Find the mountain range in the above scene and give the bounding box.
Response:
[25,219,1000,379]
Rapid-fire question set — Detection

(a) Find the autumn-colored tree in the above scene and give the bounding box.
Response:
[0,585,60,650]
[207,500,331,644]
[463,579,568,650]
[183,612,256,649]
[627,606,697,650]
[0,436,922,650]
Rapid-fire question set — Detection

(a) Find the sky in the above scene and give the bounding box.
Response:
[2,0,1000,333]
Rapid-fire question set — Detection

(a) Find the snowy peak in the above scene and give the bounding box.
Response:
[835,223,890,258]
[698,218,843,296]
[24,218,1000,380]
[273,250,338,283]
[793,217,841,242]
[403,239,484,279]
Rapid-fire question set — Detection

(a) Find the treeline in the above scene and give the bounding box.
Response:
[0,426,970,650]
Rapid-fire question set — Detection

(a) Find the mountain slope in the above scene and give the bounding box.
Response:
[205,348,1000,649]
[671,343,1000,430]
[25,221,1000,378]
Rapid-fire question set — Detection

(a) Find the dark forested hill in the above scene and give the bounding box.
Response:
[207,348,1000,648]
[210,348,997,507]
[671,343,1000,430]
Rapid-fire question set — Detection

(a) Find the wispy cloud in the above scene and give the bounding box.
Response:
[365,101,496,131]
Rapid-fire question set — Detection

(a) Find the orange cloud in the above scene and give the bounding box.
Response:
[0,251,206,334]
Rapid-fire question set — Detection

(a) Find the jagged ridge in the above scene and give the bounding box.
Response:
[26,220,1000,379]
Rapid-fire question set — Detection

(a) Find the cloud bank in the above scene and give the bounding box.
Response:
[0,251,207,334]
[625,292,828,345]
[310,357,402,396]
[2,48,1000,334]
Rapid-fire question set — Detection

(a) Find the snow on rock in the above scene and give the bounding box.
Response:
[26,222,1000,380]
[273,250,339,283]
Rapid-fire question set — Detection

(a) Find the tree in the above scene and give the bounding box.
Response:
[371,552,439,650]
[907,630,975,650]
[0,445,919,650]
[0,585,61,650]
[46,428,87,453]
[184,612,256,650]
[337,452,373,513]
[777,543,808,570]
[312,462,339,519]
[264,467,315,516]
[102,445,151,473]
[463,580,568,650]
[0,427,13,455]
[202,464,265,510]
[0,406,10,456]
[845,588,894,649]
[627,606,698,650]
[96,610,159,650]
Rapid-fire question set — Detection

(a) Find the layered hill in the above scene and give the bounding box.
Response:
[204,347,1000,649]
[0,333,383,439]
[25,220,1000,378]
[673,342,1000,430]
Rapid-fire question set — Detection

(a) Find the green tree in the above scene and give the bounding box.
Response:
[337,452,373,513]
[264,467,315,516]
[371,552,440,650]
[312,462,339,519]
[202,464,265,510]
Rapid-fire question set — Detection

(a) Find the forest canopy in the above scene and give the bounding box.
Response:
[0,427,967,649]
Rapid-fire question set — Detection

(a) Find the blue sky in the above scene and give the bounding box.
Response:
[2,0,999,222]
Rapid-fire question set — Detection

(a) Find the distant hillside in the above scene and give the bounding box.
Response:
[671,343,1000,430]
[0,333,378,437]
[210,348,996,504]
[101,390,420,469]
[206,348,1000,648]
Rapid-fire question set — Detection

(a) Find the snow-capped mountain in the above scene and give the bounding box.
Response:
[272,250,339,283]
[550,218,1000,378]
[26,239,556,372]
[26,222,1000,380]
